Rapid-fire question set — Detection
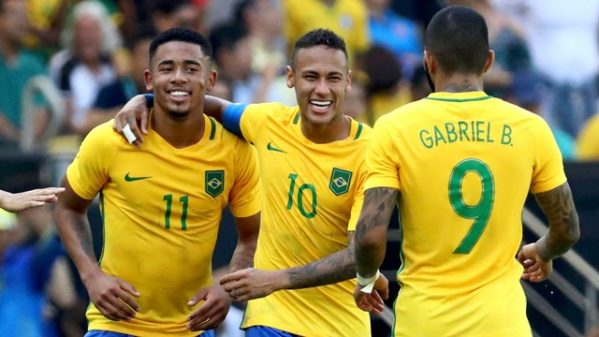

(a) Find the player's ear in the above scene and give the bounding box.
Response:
[482,49,495,74]
[207,69,218,90]
[346,69,352,93]
[286,65,295,88]
[144,69,153,91]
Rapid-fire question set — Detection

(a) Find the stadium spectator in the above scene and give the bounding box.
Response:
[354,6,579,337]
[49,0,122,135]
[358,45,409,126]
[233,0,294,105]
[114,28,389,337]
[54,28,261,337]
[505,71,577,160]
[284,0,370,64]
[0,205,79,337]
[0,0,49,148]
[365,0,422,79]
[210,22,287,104]
[517,0,599,137]
[150,0,206,34]
[81,30,154,135]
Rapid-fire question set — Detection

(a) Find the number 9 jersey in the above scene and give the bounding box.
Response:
[365,91,566,337]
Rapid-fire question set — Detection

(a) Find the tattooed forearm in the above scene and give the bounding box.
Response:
[286,245,356,289]
[355,187,399,276]
[534,183,580,261]
[68,212,96,260]
[229,241,256,272]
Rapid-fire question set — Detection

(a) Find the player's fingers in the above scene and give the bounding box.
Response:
[188,288,209,307]
[126,116,144,144]
[95,302,121,321]
[190,305,227,331]
[139,109,149,135]
[109,292,137,319]
[219,271,244,286]
[188,295,213,321]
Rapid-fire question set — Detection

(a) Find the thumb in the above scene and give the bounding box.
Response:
[121,280,140,297]
[188,288,209,306]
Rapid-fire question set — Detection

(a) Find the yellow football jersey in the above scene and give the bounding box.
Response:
[284,0,369,60]
[66,117,260,337]
[227,102,370,337]
[365,91,566,337]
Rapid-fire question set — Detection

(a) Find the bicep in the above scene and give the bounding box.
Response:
[233,212,260,242]
[57,177,94,215]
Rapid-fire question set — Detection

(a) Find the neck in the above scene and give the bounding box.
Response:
[435,73,483,93]
[300,114,350,144]
[151,107,205,148]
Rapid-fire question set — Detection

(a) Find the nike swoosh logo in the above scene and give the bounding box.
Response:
[267,142,286,153]
[125,172,152,182]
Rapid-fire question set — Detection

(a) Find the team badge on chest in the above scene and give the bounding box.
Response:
[205,170,224,197]
[329,168,352,196]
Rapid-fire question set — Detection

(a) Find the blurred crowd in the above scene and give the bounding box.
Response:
[1,0,599,336]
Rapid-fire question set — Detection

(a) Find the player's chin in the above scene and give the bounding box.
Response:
[305,111,336,125]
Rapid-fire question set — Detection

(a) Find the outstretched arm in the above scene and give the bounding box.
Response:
[0,187,65,212]
[113,94,233,146]
[220,230,389,305]
[55,179,140,320]
[519,183,580,282]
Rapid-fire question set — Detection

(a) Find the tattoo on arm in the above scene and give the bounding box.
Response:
[61,211,96,261]
[534,183,580,260]
[228,240,256,272]
[286,240,356,289]
[355,187,399,277]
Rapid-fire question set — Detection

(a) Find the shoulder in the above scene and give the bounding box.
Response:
[82,120,125,149]
[244,102,300,124]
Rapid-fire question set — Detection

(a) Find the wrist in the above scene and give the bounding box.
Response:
[357,270,381,286]
[143,93,154,108]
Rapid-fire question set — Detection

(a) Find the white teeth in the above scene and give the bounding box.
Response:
[170,91,189,97]
[310,100,331,107]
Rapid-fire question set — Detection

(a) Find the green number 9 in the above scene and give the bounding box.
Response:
[448,159,495,254]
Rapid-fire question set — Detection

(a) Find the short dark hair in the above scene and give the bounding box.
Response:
[149,27,213,63]
[291,28,348,67]
[425,6,489,74]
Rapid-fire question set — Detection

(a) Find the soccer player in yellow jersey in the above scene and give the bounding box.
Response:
[353,6,580,337]
[54,28,261,337]
[114,29,388,337]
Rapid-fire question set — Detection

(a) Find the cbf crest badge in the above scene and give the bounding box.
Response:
[329,168,352,196]
[205,170,224,197]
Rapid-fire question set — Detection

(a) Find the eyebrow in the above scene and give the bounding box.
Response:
[157,59,203,67]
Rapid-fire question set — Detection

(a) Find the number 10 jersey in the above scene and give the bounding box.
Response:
[227,102,371,337]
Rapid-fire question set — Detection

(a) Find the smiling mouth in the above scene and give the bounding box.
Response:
[168,90,190,100]
[309,99,333,113]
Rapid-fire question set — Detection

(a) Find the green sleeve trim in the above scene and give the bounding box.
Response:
[209,117,217,140]
[354,122,363,140]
